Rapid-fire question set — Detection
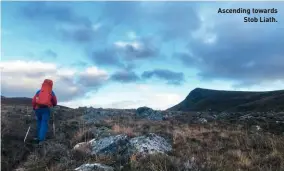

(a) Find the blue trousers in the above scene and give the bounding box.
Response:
[35,108,50,141]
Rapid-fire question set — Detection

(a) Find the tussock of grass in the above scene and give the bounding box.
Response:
[112,124,136,137]
[104,116,284,171]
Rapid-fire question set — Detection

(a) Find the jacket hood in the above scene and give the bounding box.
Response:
[43,79,53,87]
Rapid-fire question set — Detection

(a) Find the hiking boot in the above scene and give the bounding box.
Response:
[37,141,44,148]
[32,138,39,144]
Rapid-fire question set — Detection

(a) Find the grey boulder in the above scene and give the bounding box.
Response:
[75,163,114,171]
[136,106,163,121]
[89,134,130,156]
[129,133,172,156]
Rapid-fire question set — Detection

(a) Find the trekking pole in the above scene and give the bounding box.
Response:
[24,126,31,143]
[24,107,31,143]
[52,109,56,137]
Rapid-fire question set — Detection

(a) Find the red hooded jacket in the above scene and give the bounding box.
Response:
[32,79,57,110]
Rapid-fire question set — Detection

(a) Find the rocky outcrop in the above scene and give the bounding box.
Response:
[80,107,135,124]
[81,107,113,124]
[75,163,114,171]
[197,118,207,124]
[73,142,91,154]
[89,134,130,156]
[136,106,163,121]
[128,133,172,157]
[74,134,130,157]
[80,106,184,123]
[74,133,172,160]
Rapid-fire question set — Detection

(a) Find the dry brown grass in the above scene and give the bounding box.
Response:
[170,124,284,171]
[112,124,136,137]
[70,120,95,146]
[102,116,284,171]
[3,105,284,171]
[71,129,89,145]
[19,141,75,171]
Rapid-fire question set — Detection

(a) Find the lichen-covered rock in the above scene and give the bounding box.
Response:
[74,133,172,161]
[75,163,114,171]
[136,106,163,121]
[74,142,88,150]
[73,142,91,154]
[129,133,172,157]
[251,125,262,132]
[198,118,208,124]
[73,134,130,156]
[15,168,25,171]
[81,107,135,124]
[82,107,111,124]
[89,134,130,156]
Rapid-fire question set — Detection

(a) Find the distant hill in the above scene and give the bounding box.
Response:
[168,88,284,112]
[1,96,69,109]
[1,96,32,106]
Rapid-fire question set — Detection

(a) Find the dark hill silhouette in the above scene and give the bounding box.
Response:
[1,96,68,109]
[1,96,32,105]
[168,88,284,112]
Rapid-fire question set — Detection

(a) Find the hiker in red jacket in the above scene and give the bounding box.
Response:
[32,79,57,143]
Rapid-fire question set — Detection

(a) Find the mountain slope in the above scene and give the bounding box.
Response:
[1,96,32,106]
[1,96,75,171]
[168,88,284,112]
[2,95,284,171]
[1,96,69,109]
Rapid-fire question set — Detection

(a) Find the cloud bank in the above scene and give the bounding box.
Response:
[0,60,109,101]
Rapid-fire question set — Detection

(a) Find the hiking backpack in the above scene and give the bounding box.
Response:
[36,79,53,107]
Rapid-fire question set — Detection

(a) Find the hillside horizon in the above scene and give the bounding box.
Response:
[2,87,284,171]
[2,87,284,111]
[168,88,284,112]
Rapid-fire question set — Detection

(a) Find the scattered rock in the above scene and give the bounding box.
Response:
[136,107,163,121]
[197,118,207,124]
[74,142,88,150]
[73,142,92,154]
[82,107,111,124]
[74,132,173,161]
[75,163,114,171]
[80,107,135,124]
[129,133,172,157]
[15,168,25,171]
[89,134,130,156]
[162,114,169,120]
[251,125,262,132]
[256,125,261,131]
[74,134,130,156]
